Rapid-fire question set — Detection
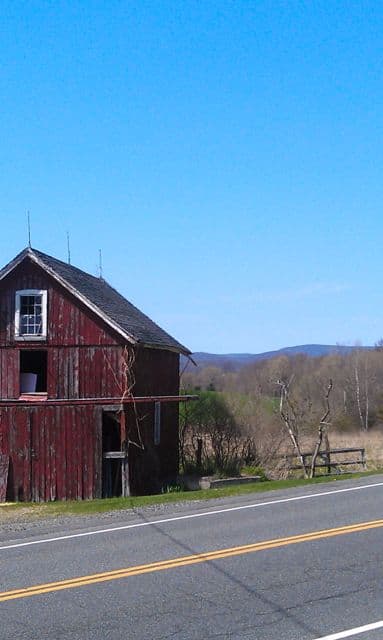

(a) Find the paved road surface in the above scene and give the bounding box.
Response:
[1,475,383,639]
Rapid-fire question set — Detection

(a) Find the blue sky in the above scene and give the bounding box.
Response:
[1,1,382,353]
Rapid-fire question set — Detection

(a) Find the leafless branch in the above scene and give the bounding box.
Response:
[310,379,333,478]
[276,379,309,478]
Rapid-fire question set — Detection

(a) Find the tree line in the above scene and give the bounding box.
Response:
[180,348,383,477]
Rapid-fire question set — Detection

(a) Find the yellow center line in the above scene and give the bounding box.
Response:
[1,518,383,602]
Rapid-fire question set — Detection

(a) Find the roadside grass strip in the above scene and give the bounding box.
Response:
[1,518,383,603]
[1,471,382,520]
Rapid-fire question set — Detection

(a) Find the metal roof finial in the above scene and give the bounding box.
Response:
[67,231,71,265]
[27,211,31,248]
[99,249,103,280]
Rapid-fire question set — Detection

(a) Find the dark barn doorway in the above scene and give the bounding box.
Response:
[102,412,122,498]
[20,350,47,394]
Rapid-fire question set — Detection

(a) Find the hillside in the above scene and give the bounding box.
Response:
[183,344,374,371]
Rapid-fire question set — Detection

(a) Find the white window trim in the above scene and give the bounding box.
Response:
[15,289,48,341]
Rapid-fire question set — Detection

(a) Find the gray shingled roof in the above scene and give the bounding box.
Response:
[0,247,190,355]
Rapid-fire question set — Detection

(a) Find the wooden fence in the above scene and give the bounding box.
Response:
[284,447,366,475]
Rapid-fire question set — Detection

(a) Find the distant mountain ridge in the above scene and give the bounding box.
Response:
[183,344,374,371]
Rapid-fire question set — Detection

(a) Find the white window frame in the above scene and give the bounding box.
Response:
[15,289,48,341]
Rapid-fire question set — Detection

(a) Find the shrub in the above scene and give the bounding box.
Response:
[241,465,268,481]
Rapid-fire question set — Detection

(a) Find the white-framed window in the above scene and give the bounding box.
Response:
[15,290,47,340]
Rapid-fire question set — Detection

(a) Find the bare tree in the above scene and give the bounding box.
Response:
[277,378,309,478]
[277,377,333,479]
[310,379,333,477]
[352,351,370,431]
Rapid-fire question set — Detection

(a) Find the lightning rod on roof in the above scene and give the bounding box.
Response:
[27,211,31,248]
[66,231,71,264]
[99,249,103,279]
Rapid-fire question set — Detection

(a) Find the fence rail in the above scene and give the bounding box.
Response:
[282,447,366,475]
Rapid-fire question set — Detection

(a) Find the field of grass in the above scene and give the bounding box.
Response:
[330,430,383,468]
[295,429,383,472]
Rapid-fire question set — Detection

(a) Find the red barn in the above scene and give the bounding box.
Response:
[0,247,191,502]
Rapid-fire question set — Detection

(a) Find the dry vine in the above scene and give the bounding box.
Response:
[100,341,144,451]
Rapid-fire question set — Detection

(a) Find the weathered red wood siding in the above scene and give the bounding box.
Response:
[0,261,124,399]
[129,348,180,494]
[0,261,118,348]
[0,258,181,500]
[0,405,101,501]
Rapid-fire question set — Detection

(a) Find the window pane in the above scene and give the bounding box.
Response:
[19,294,45,335]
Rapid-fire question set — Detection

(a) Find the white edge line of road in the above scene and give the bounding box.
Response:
[1,481,383,551]
[313,619,383,639]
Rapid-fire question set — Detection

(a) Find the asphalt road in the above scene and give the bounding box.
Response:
[1,475,383,640]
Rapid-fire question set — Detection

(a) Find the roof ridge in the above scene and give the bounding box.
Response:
[31,247,103,283]
[0,246,190,355]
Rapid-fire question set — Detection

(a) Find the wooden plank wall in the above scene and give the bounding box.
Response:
[0,347,181,500]
[131,348,180,491]
[0,349,18,399]
[46,345,123,398]
[0,346,124,400]
[0,405,101,501]
[0,261,119,348]
[0,453,9,501]
[0,258,125,400]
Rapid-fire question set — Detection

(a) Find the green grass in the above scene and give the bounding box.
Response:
[1,469,382,520]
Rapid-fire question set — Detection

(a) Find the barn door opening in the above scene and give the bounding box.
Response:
[102,412,122,498]
[20,350,47,395]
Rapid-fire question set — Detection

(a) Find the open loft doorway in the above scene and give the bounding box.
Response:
[19,350,47,395]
